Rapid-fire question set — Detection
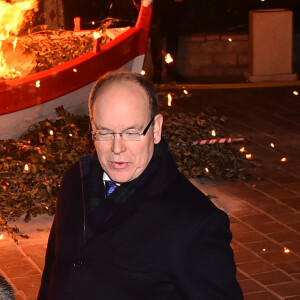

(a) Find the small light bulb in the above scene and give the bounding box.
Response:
[205,167,209,173]
[228,37,232,42]
[293,90,298,96]
[73,68,77,72]
[49,130,54,136]
[239,147,245,153]
[211,130,216,137]
[69,133,73,137]
[24,164,30,172]
[183,89,188,95]
[36,80,40,88]
[246,154,252,159]
[167,93,172,106]
[283,247,290,254]
[281,157,287,162]
[262,248,266,252]
[42,155,46,160]
[270,143,275,148]
[141,70,146,76]
[0,233,4,240]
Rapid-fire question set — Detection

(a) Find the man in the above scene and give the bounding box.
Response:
[38,71,243,299]
[150,0,187,83]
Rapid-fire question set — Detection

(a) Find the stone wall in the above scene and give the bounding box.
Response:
[177,33,249,81]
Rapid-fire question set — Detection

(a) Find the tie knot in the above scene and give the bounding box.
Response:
[105,180,117,197]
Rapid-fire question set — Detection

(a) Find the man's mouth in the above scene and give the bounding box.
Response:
[110,161,130,169]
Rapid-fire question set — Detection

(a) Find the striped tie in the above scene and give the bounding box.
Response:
[105,181,117,197]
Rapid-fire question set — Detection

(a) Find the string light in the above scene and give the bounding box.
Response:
[293,91,298,96]
[205,167,209,173]
[283,247,290,254]
[49,130,54,136]
[246,154,252,159]
[183,89,188,95]
[140,70,146,76]
[239,147,245,152]
[69,133,73,137]
[0,233,4,240]
[165,53,173,64]
[228,37,232,42]
[262,248,266,252]
[36,80,40,88]
[42,155,46,160]
[167,93,172,106]
[73,68,77,72]
[211,130,216,136]
[24,163,30,173]
[270,143,275,148]
[281,157,287,162]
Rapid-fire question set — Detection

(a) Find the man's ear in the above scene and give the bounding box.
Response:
[153,114,163,144]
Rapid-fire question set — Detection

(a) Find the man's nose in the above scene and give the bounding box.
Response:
[111,134,126,154]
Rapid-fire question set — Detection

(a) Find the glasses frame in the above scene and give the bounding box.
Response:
[91,116,155,141]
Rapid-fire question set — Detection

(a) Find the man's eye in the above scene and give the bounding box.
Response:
[125,131,140,135]
[99,131,113,136]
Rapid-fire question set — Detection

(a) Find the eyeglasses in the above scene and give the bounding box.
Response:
[91,116,154,141]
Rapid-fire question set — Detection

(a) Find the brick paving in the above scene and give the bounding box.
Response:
[1,83,300,299]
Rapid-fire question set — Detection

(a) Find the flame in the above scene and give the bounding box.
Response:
[24,163,30,172]
[165,53,173,64]
[0,0,39,79]
[167,93,172,106]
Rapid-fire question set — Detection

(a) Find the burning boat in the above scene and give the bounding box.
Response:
[0,0,153,140]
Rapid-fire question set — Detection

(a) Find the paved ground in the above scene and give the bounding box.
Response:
[1,82,300,299]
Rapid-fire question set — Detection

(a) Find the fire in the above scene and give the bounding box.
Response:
[0,0,39,79]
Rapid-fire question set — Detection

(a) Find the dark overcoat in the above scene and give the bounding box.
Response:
[38,139,243,299]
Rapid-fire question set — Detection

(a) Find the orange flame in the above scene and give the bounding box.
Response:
[0,0,39,79]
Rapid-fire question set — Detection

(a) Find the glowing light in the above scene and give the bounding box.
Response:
[239,147,245,153]
[73,68,77,72]
[260,0,265,2]
[36,80,40,88]
[293,90,298,96]
[91,21,95,25]
[24,163,30,172]
[246,154,252,159]
[281,157,287,162]
[140,70,146,76]
[69,133,73,137]
[270,143,275,148]
[42,155,46,160]
[284,247,290,254]
[228,37,232,42]
[93,30,102,40]
[49,130,54,136]
[0,233,4,239]
[165,53,173,64]
[205,167,209,173]
[262,248,266,252]
[211,130,216,137]
[183,89,188,95]
[167,93,172,106]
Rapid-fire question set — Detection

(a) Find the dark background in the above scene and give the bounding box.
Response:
[59,0,300,33]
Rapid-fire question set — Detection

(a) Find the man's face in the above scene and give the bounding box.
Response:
[91,80,163,183]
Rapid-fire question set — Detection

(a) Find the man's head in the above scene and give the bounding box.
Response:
[89,71,163,183]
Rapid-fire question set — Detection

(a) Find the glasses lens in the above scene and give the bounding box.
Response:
[123,131,141,141]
